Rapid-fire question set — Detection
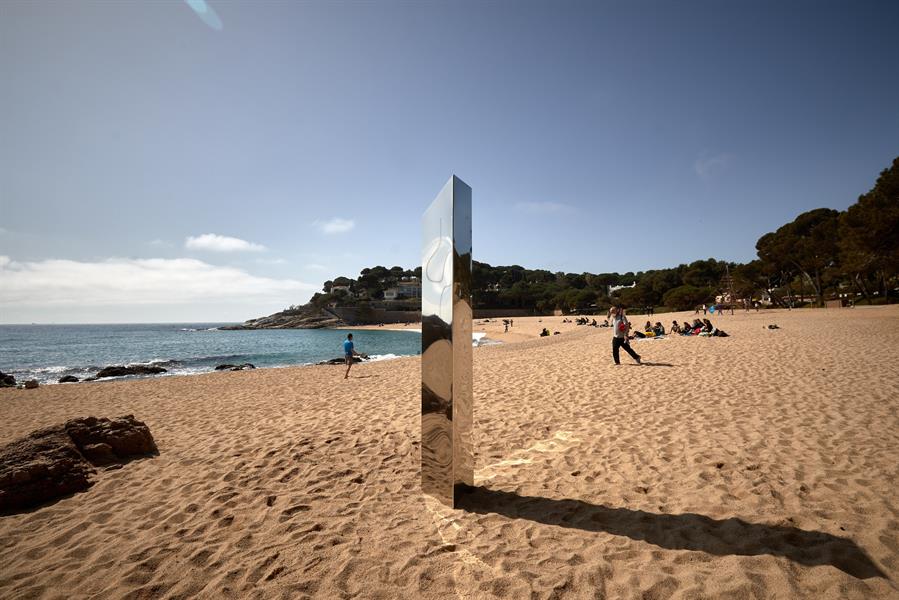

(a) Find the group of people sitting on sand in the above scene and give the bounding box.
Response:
[631,321,666,338]
[561,316,604,327]
[625,318,729,339]
[670,318,729,337]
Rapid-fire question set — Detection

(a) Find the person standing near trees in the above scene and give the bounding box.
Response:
[610,306,642,366]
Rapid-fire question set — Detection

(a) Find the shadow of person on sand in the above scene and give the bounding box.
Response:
[457,487,886,580]
[633,361,674,367]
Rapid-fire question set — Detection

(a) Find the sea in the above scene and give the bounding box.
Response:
[0,324,423,385]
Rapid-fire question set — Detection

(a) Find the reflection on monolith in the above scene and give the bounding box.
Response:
[422,175,473,507]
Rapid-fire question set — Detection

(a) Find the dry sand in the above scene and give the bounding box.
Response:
[1,306,898,599]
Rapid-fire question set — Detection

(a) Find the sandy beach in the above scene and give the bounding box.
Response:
[1,306,898,599]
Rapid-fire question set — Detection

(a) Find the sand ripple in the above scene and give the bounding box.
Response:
[1,307,898,598]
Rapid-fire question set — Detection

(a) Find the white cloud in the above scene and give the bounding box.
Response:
[185,233,266,252]
[255,258,288,265]
[514,201,574,215]
[0,256,316,307]
[315,218,355,234]
[304,263,328,271]
[694,153,731,178]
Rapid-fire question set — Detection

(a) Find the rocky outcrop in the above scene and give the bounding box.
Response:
[214,363,256,371]
[220,306,344,330]
[0,415,157,511]
[24,380,39,389]
[64,415,158,466]
[95,365,167,378]
[0,371,15,388]
[317,354,369,365]
[58,376,80,383]
[0,426,91,512]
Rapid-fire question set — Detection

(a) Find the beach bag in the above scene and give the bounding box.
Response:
[617,320,628,334]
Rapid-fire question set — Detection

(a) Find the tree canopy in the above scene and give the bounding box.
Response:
[294,156,898,313]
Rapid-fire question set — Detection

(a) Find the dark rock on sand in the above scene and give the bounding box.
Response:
[0,415,157,511]
[24,380,39,389]
[0,426,93,511]
[214,363,256,371]
[0,371,15,388]
[317,354,369,365]
[58,375,80,383]
[64,415,158,466]
[95,365,167,378]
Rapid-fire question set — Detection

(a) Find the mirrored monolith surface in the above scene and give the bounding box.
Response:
[421,175,473,507]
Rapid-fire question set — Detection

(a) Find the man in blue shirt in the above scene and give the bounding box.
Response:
[343,333,360,378]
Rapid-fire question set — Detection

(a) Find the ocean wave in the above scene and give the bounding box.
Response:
[365,353,411,362]
[25,365,78,374]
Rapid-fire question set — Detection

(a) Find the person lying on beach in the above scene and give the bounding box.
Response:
[343,333,360,379]
[540,328,550,337]
[702,318,730,337]
[633,323,664,339]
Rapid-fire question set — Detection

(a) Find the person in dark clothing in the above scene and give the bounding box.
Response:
[610,306,642,365]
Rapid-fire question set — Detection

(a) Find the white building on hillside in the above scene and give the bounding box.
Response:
[384,278,421,301]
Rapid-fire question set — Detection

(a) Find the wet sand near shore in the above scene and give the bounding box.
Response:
[1,306,898,599]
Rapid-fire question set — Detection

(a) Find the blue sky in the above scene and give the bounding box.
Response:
[1,0,897,323]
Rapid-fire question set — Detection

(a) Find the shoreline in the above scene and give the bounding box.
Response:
[5,307,876,386]
[1,305,898,598]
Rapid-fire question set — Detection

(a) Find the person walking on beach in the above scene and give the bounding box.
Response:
[611,306,641,365]
[343,333,360,379]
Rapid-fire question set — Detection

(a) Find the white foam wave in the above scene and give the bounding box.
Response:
[365,353,410,362]
[27,365,71,374]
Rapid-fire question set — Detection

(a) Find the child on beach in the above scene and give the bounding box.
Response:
[343,333,360,379]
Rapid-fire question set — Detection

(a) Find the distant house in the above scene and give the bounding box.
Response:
[331,285,352,296]
[397,278,421,298]
[384,278,421,301]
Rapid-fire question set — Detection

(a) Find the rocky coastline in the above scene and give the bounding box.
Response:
[219,306,344,330]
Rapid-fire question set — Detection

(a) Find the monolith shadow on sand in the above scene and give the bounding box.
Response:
[458,487,885,580]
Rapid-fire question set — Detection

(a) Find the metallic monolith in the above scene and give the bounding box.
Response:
[421,175,473,507]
